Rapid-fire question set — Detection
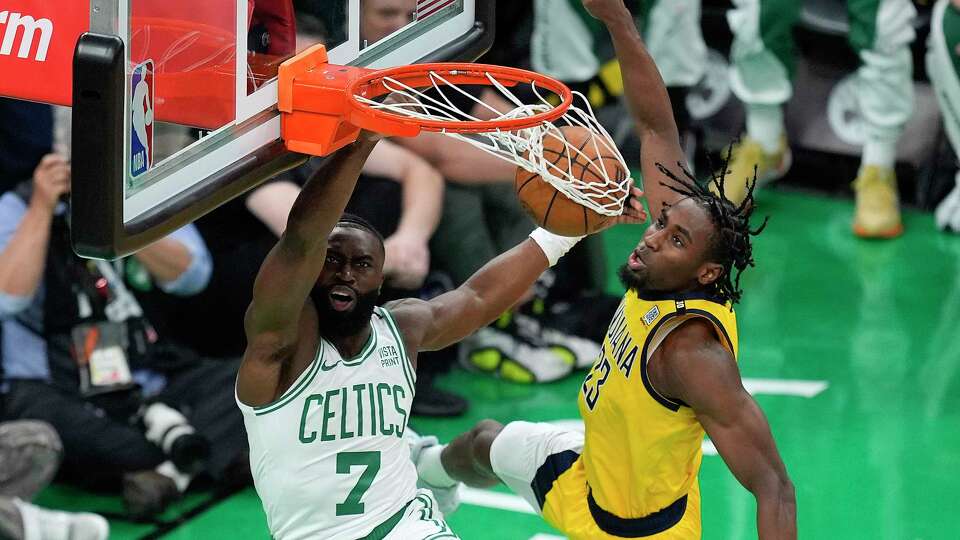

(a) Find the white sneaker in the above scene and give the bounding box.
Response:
[505,312,600,373]
[407,432,461,516]
[14,499,109,540]
[460,327,574,383]
[540,327,602,370]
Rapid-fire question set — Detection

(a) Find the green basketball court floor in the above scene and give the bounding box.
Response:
[35,187,960,539]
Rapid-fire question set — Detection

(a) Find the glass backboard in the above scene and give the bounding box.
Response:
[70,0,494,258]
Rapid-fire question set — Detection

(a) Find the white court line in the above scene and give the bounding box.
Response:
[702,439,719,456]
[742,378,828,398]
[461,487,537,515]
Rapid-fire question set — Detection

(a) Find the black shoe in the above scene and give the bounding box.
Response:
[169,432,211,476]
[122,470,180,520]
[411,380,468,417]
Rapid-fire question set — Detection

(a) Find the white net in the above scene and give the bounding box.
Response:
[353,69,633,217]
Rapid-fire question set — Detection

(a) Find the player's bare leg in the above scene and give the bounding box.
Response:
[416,420,503,489]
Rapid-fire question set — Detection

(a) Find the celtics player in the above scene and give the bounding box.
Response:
[415,1,797,538]
[720,0,916,238]
[928,0,960,233]
[235,128,647,540]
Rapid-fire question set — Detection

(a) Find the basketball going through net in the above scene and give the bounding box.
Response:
[279,45,634,235]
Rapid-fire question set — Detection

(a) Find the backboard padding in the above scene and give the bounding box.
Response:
[70,0,494,259]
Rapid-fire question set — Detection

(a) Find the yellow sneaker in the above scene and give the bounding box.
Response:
[711,135,791,205]
[852,166,903,238]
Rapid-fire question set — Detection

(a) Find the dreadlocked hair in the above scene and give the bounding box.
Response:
[654,146,768,305]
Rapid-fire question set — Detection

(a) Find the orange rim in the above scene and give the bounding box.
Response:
[345,63,573,134]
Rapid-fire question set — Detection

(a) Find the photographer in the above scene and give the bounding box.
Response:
[0,154,248,519]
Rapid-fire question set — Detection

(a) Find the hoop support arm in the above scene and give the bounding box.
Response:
[279,44,424,156]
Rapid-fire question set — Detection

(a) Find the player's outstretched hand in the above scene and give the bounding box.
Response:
[596,181,647,232]
[581,0,629,23]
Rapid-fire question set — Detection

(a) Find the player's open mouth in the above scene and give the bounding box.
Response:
[627,249,645,270]
[328,286,357,312]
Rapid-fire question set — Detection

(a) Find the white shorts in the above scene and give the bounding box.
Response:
[488,421,585,514]
[382,489,459,540]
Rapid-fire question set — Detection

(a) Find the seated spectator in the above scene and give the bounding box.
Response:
[0,155,248,519]
[0,420,108,540]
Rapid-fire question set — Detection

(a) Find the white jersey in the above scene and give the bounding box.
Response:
[238,307,418,540]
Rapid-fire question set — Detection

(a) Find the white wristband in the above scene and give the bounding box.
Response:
[529,228,584,267]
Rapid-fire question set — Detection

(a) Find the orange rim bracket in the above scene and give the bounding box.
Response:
[279,44,370,156]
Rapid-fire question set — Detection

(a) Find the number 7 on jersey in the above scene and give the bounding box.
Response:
[335,451,381,516]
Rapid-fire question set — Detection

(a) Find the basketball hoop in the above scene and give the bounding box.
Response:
[347,63,574,134]
[280,44,633,217]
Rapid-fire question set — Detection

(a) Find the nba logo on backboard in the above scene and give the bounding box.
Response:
[130,60,154,179]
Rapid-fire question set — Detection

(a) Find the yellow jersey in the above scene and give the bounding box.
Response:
[541,290,738,539]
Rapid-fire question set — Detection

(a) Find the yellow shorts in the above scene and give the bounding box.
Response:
[542,458,701,540]
[489,421,701,540]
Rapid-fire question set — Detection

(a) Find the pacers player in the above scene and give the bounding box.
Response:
[414,1,798,538]
[235,129,647,540]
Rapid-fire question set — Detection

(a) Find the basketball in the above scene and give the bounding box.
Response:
[515,125,628,236]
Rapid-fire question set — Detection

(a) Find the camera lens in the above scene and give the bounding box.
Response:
[169,432,211,475]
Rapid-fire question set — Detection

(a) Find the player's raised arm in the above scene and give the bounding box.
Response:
[660,320,797,540]
[581,0,689,215]
[388,185,647,355]
[243,136,380,363]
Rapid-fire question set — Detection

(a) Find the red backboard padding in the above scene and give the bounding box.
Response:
[0,0,89,107]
